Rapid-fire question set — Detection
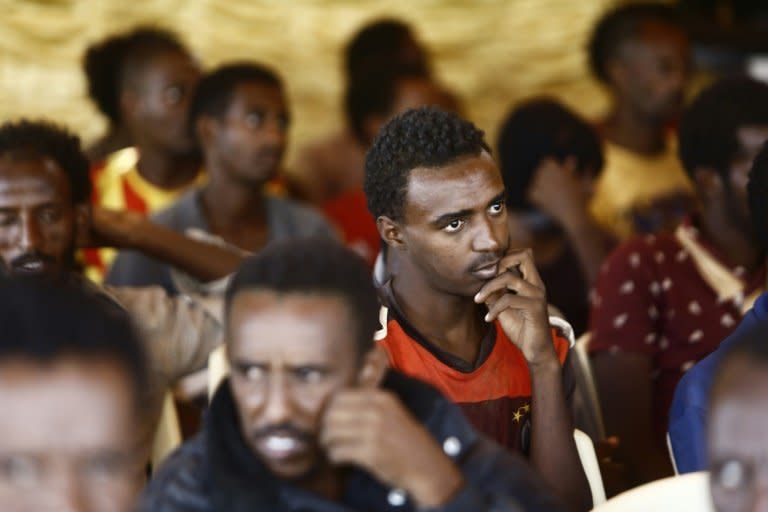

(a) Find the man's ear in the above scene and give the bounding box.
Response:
[377,216,405,251]
[692,167,723,201]
[73,203,91,248]
[356,346,389,389]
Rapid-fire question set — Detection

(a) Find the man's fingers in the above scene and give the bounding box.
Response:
[484,294,539,322]
[497,249,545,289]
[474,270,542,304]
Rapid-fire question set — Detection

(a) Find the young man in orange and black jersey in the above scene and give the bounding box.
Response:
[364,107,591,511]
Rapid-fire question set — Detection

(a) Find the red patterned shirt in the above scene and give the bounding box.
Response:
[589,220,765,442]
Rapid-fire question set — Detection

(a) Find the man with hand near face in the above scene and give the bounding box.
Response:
[364,107,590,511]
[140,238,565,512]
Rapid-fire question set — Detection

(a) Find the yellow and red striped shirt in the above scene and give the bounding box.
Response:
[83,147,205,283]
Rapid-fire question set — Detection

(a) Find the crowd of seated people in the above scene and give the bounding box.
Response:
[2,3,768,511]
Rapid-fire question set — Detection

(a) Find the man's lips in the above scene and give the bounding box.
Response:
[470,259,500,280]
[10,257,53,275]
[255,433,309,461]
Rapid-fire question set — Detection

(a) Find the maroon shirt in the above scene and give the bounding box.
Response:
[589,223,765,443]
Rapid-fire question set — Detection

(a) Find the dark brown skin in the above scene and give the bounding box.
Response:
[197,81,289,253]
[227,291,464,508]
[121,50,202,190]
[600,21,690,156]
[379,152,591,511]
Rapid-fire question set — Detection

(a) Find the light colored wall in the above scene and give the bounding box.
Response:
[0,0,617,170]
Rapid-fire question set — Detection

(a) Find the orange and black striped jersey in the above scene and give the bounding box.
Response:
[376,304,572,455]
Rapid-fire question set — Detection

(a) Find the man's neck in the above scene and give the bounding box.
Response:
[299,465,346,503]
[391,260,487,364]
[200,169,269,251]
[601,103,668,156]
[135,144,199,190]
[698,209,762,274]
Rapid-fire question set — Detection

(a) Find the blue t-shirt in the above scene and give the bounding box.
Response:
[668,292,768,473]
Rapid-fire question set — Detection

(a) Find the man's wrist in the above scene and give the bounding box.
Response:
[407,461,464,509]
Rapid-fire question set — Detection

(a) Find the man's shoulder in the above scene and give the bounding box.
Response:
[267,196,336,238]
[140,434,211,512]
[152,190,203,230]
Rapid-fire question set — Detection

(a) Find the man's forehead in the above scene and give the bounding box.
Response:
[0,157,67,201]
[404,153,503,211]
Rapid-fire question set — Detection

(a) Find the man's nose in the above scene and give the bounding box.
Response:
[18,213,42,252]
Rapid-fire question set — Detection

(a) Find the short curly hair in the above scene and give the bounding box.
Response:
[364,106,490,221]
[748,141,768,252]
[679,78,768,184]
[588,3,684,84]
[0,120,91,204]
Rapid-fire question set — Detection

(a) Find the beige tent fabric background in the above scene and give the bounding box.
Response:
[0,0,616,173]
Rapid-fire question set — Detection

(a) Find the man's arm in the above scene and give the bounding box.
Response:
[588,238,674,488]
[592,353,673,484]
[527,157,612,283]
[475,249,591,512]
[321,387,566,512]
[85,207,243,282]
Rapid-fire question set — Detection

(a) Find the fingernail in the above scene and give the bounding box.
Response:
[484,313,490,322]
[474,293,481,303]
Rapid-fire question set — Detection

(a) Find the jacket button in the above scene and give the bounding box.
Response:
[443,436,461,457]
[387,489,406,507]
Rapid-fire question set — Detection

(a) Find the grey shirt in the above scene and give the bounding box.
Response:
[106,190,336,294]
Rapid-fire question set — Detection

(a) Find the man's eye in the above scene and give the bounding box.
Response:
[164,86,183,105]
[444,219,464,233]
[242,366,264,381]
[489,202,505,216]
[84,453,131,477]
[278,114,291,130]
[0,455,39,484]
[715,459,752,491]
[294,367,323,384]
[245,112,264,129]
[0,213,17,227]
[38,208,61,224]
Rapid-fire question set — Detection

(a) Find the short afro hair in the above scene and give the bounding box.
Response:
[0,120,91,204]
[188,62,284,135]
[748,141,768,252]
[225,237,379,358]
[497,97,604,210]
[588,3,684,83]
[0,276,148,413]
[83,26,190,125]
[364,107,490,222]
[344,18,429,82]
[679,78,768,185]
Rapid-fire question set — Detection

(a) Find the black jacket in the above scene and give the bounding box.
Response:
[139,371,566,512]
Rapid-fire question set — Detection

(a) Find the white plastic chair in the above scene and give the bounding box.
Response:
[571,333,607,441]
[591,472,713,512]
[574,428,606,506]
[667,432,680,475]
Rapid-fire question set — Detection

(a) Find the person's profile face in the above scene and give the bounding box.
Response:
[396,151,510,297]
[227,290,362,480]
[616,21,690,121]
[710,357,768,512]
[209,82,289,185]
[0,156,79,279]
[131,50,201,155]
[725,125,768,228]
[0,358,143,512]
